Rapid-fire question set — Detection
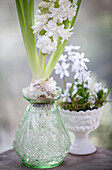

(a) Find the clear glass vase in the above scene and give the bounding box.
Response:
[13,87,71,168]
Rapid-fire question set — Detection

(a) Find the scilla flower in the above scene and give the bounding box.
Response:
[54,62,70,79]
[61,83,72,102]
[94,83,108,94]
[58,54,67,62]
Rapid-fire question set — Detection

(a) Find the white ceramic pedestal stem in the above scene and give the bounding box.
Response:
[70,133,96,155]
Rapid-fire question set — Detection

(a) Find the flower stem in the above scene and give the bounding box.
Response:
[82,81,85,98]
[38,50,47,78]
[63,76,66,90]
[70,0,82,28]
[44,40,67,78]
[15,0,41,79]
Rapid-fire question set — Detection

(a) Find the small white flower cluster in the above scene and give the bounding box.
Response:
[55,45,91,87]
[61,83,72,102]
[94,82,108,94]
[55,60,70,79]
[32,0,77,54]
[55,45,108,105]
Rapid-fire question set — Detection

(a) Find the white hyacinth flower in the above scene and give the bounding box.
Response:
[31,1,77,54]
[39,2,50,8]
[64,6,77,21]
[58,25,74,43]
[36,36,57,54]
[43,20,58,40]
[73,0,78,6]
[59,0,77,21]
[32,14,49,34]
[49,6,66,23]
[54,62,70,79]
[59,0,71,10]
[49,0,56,2]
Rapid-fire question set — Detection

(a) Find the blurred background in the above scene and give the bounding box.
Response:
[0,0,112,153]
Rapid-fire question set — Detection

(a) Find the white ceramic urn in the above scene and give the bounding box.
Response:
[60,107,103,155]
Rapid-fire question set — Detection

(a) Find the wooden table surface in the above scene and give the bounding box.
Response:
[0,147,112,170]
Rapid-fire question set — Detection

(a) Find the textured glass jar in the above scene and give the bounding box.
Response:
[13,87,71,168]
